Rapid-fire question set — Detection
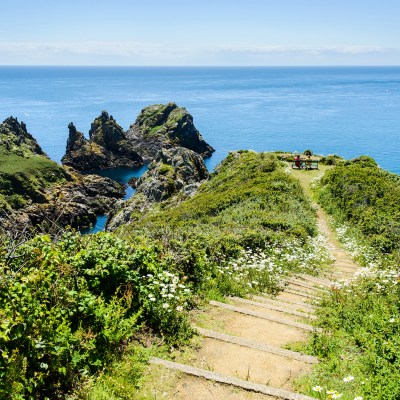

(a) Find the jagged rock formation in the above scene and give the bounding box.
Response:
[126,102,214,162]
[62,111,143,171]
[0,117,125,231]
[0,116,46,157]
[106,147,209,230]
[62,104,214,171]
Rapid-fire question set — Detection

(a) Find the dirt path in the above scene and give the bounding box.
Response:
[141,167,361,400]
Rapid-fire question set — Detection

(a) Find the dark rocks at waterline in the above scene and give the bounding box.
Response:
[61,103,214,172]
[1,172,125,232]
[106,147,209,230]
[126,102,215,162]
[136,147,209,202]
[62,111,143,171]
[127,177,139,188]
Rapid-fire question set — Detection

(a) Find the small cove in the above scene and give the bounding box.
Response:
[81,165,148,234]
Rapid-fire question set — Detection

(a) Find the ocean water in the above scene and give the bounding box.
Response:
[0,66,399,174]
[88,165,149,200]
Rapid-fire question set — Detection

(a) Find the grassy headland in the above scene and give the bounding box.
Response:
[0,151,333,399]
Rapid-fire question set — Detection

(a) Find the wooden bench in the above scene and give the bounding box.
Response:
[291,159,319,170]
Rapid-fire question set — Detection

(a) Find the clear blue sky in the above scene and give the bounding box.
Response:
[0,0,399,66]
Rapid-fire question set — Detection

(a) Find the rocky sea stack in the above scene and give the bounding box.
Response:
[62,111,143,170]
[62,103,214,171]
[126,102,214,162]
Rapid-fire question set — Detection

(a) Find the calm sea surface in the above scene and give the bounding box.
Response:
[0,66,399,173]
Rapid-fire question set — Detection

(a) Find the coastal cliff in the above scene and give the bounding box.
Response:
[106,146,209,230]
[0,117,125,230]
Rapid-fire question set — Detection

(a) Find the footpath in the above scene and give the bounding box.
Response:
[144,170,360,400]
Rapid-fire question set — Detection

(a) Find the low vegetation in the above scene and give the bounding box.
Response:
[5,148,400,399]
[317,156,400,260]
[298,156,400,400]
[0,151,332,399]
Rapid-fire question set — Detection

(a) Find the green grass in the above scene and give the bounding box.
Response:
[297,155,400,399]
[0,149,63,175]
[316,156,400,259]
[0,149,67,207]
[298,267,400,400]
[118,151,317,255]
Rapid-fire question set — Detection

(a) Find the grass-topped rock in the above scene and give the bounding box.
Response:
[0,117,68,210]
[126,102,214,161]
[112,151,317,256]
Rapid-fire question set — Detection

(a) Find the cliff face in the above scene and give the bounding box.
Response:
[62,111,143,171]
[136,146,209,202]
[126,103,214,162]
[0,118,125,231]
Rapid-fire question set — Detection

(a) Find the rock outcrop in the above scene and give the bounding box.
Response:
[136,147,208,202]
[106,147,209,230]
[126,103,214,162]
[0,118,125,231]
[0,116,46,157]
[62,111,143,171]
[17,171,125,231]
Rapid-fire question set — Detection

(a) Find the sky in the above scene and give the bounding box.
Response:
[0,0,399,66]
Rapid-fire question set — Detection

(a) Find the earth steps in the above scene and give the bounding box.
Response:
[148,171,363,399]
[194,327,318,364]
[150,358,318,400]
[229,296,317,320]
[280,288,322,300]
[292,274,333,287]
[285,278,329,292]
[252,295,315,312]
[210,300,320,332]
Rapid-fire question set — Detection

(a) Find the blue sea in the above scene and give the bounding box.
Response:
[1,66,399,174]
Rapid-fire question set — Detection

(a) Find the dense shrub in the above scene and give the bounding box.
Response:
[316,156,400,258]
[1,151,328,398]
[0,232,191,398]
[302,267,400,400]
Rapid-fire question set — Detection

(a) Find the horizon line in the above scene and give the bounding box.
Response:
[1,64,400,68]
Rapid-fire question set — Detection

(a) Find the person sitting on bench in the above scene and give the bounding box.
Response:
[306,155,312,169]
[294,155,301,168]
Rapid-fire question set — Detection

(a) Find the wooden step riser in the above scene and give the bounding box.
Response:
[210,301,320,332]
[252,295,315,312]
[150,358,318,400]
[195,327,319,364]
[229,296,316,320]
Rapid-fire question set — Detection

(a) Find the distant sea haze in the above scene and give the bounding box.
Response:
[0,66,399,174]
